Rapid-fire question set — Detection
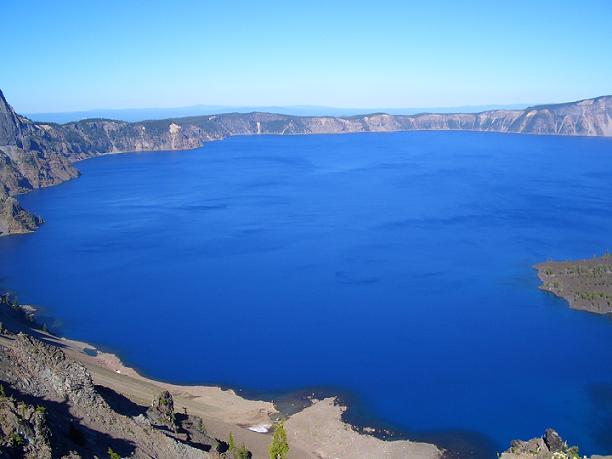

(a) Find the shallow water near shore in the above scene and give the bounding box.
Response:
[1,131,612,455]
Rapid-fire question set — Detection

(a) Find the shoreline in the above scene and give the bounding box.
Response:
[535,254,612,316]
[2,130,610,240]
[0,287,501,458]
[0,298,444,458]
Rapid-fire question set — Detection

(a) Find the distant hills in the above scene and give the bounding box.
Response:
[26,104,530,123]
[1,89,611,235]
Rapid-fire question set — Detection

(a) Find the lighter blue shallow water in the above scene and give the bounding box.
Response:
[1,131,611,456]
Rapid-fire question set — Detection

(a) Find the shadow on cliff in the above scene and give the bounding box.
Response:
[1,383,136,458]
[95,384,147,418]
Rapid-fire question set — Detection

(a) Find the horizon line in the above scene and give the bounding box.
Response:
[15,94,609,126]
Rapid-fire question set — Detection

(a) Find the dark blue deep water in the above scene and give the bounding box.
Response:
[1,131,611,456]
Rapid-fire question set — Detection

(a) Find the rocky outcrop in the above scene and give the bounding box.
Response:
[147,390,177,429]
[535,254,612,315]
[0,194,43,236]
[0,90,22,147]
[499,429,597,459]
[4,334,106,409]
[0,90,79,236]
[0,332,228,458]
[509,96,612,136]
[0,88,611,236]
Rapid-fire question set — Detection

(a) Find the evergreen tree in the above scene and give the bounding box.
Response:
[268,421,289,459]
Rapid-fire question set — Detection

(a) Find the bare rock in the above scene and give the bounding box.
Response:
[543,428,565,453]
[147,390,177,429]
[500,429,584,459]
[0,194,43,236]
[0,394,52,459]
[0,333,212,458]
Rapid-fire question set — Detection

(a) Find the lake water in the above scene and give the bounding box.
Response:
[1,131,611,456]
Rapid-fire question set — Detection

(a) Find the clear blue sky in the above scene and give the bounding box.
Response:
[2,0,611,112]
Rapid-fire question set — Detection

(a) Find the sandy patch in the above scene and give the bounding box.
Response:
[17,330,442,459]
[286,397,442,459]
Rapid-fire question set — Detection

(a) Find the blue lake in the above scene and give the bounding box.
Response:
[1,131,611,456]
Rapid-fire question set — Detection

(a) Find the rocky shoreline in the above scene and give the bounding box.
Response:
[0,295,444,458]
[2,294,611,458]
[535,254,612,315]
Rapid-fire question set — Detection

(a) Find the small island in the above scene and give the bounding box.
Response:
[535,254,612,315]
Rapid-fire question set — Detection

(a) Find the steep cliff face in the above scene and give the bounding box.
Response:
[123,96,610,139]
[0,194,43,236]
[0,90,21,147]
[22,96,610,162]
[0,89,610,236]
[0,91,78,235]
[54,118,224,157]
[509,96,612,136]
[0,148,41,236]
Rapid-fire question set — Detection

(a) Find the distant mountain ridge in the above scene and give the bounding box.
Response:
[0,89,611,235]
[26,103,530,123]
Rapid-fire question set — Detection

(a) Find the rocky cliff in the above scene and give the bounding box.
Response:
[0,91,78,235]
[42,95,612,157]
[0,332,229,458]
[0,89,611,235]
[499,429,587,459]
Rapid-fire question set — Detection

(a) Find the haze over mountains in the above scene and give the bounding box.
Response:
[26,104,530,124]
[1,88,611,236]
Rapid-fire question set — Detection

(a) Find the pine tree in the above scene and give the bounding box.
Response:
[236,444,250,459]
[268,421,289,459]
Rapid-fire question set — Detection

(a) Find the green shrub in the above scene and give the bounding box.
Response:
[268,421,289,459]
[567,445,580,459]
[9,432,24,447]
[235,444,250,459]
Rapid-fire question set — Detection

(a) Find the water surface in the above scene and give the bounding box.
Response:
[1,131,611,455]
